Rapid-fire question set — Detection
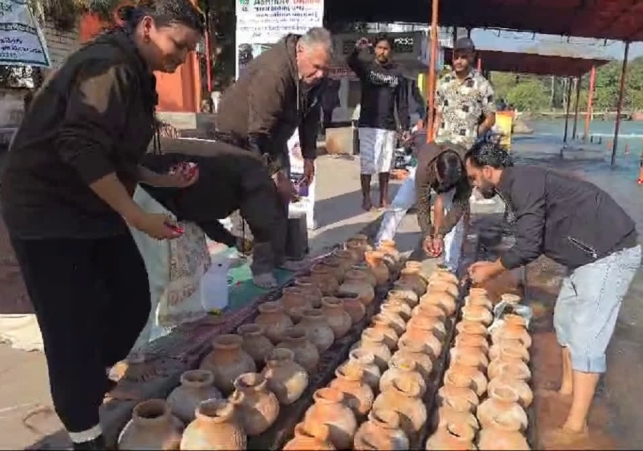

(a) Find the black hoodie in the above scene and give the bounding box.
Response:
[347,47,410,131]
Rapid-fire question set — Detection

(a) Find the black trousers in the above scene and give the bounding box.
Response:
[10,233,150,434]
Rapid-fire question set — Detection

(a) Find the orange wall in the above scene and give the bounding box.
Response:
[79,13,202,113]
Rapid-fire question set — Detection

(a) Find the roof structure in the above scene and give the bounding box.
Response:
[444,48,611,76]
[326,0,643,42]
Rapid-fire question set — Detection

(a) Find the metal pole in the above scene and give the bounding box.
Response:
[612,42,630,167]
[563,77,573,143]
[571,76,581,139]
[204,0,213,93]
[583,65,596,144]
[426,0,440,143]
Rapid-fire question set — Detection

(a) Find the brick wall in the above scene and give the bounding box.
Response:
[41,21,80,69]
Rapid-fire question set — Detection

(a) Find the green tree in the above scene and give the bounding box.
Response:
[506,80,549,111]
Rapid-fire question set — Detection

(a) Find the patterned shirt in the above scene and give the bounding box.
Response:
[435,69,495,149]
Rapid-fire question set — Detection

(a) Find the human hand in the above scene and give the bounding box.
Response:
[163,162,199,188]
[356,37,371,50]
[423,235,444,257]
[468,261,500,285]
[130,213,183,240]
[273,172,298,202]
[400,130,412,144]
[303,159,315,185]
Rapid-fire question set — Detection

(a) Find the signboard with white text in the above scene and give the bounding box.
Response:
[0,1,50,67]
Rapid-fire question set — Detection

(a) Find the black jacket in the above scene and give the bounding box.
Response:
[347,48,409,131]
[498,166,638,270]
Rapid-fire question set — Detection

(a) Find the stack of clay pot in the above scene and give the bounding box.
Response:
[427,288,532,450]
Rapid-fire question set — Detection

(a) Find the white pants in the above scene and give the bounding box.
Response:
[376,168,465,272]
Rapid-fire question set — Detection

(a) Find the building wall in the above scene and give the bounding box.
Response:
[41,22,80,69]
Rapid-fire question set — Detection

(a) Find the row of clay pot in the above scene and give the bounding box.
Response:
[283,261,464,450]
[428,289,532,450]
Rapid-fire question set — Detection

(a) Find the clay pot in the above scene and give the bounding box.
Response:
[351,329,392,371]
[309,266,340,296]
[488,375,533,408]
[469,287,489,299]
[427,279,459,299]
[477,385,528,432]
[501,293,522,305]
[445,363,487,398]
[295,308,335,353]
[334,249,358,267]
[491,323,532,349]
[432,405,479,433]
[378,239,400,262]
[425,422,476,450]
[461,305,494,326]
[348,264,377,287]
[456,320,489,337]
[430,268,459,285]
[346,349,382,390]
[404,260,431,283]
[450,346,490,371]
[489,340,530,363]
[477,420,530,450]
[354,408,410,450]
[401,317,443,359]
[262,348,308,405]
[320,257,346,282]
[200,334,256,394]
[338,292,367,323]
[280,287,314,322]
[369,315,400,349]
[454,333,490,354]
[373,377,427,438]
[393,341,434,381]
[237,324,274,367]
[373,309,406,337]
[421,291,457,316]
[167,370,223,423]
[330,364,375,417]
[338,280,376,306]
[465,294,493,310]
[345,239,366,261]
[382,298,413,321]
[118,399,183,450]
[380,355,427,397]
[303,388,358,450]
[285,423,336,450]
[504,313,528,328]
[399,267,428,296]
[364,251,390,285]
[321,297,352,339]
[488,356,532,382]
[229,372,280,436]
[437,372,479,413]
[412,302,447,322]
[180,399,246,450]
[254,301,294,344]
[388,287,420,307]
[295,276,327,305]
[277,328,320,373]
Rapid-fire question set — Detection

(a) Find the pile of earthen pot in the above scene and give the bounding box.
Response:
[427,290,533,450]
[115,235,432,449]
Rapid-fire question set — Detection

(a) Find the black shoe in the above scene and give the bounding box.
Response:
[73,435,106,450]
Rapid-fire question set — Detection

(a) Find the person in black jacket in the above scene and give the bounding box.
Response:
[465,142,641,442]
[348,33,410,210]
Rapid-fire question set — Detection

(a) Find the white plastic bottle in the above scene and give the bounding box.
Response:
[199,255,230,314]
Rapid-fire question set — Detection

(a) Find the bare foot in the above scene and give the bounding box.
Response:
[541,425,589,447]
[253,273,277,289]
[362,197,373,211]
[377,199,390,210]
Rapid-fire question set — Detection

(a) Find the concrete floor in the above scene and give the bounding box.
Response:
[0,154,422,449]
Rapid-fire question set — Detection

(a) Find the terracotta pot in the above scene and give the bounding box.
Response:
[322,297,353,339]
[377,240,402,273]
[432,405,479,433]
[500,293,522,305]
[421,291,457,316]
[295,308,335,353]
[334,249,358,267]
[464,294,493,310]
[255,301,294,344]
[489,340,530,363]
[329,363,375,417]
[167,370,223,423]
[437,372,479,413]
[488,375,533,409]
[338,280,376,306]
[380,355,427,397]
[488,356,532,382]
[320,257,345,282]
[346,349,381,391]
[277,328,320,373]
[382,298,413,321]
[338,293,367,323]
[230,372,280,436]
[427,279,459,299]
[354,408,410,450]
[404,260,431,283]
[425,422,476,450]
[491,323,532,349]
[412,302,447,322]
[469,287,489,299]
[348,264,378,287]
[345,240,366,261]
[285,423,336,450]
[369,315,400,349]
[461,305,494,326]
[374,309,406,336]
[280,287,314,322]
[293,276,325,307]
[118,399,183,450]
[237,324,274,367]
[430,268,459,285]
[444,363,487,398]
[399,267,428,296]
[450,346,490,371]
[454,333,490,354]
[477,419,530,450]
[401,317,443,359]
[364,251,390,285]
[262,348,308,405]
[180,399,246,450]
[372,377,427,438]
[456,320,489,337]
[477,385,528,432]
[304,388,358,450]
[504,313,528,328]
[388,287,420,307]
[351,329,392,371]
[393,341,434,381]
[309,266,340,295]
[200,334,256,394]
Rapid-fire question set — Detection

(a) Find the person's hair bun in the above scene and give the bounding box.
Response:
[116,5,136,22]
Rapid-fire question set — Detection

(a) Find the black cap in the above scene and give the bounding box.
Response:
[454,37,475,52]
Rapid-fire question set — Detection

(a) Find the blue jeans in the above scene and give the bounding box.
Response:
[554,244,641,373]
